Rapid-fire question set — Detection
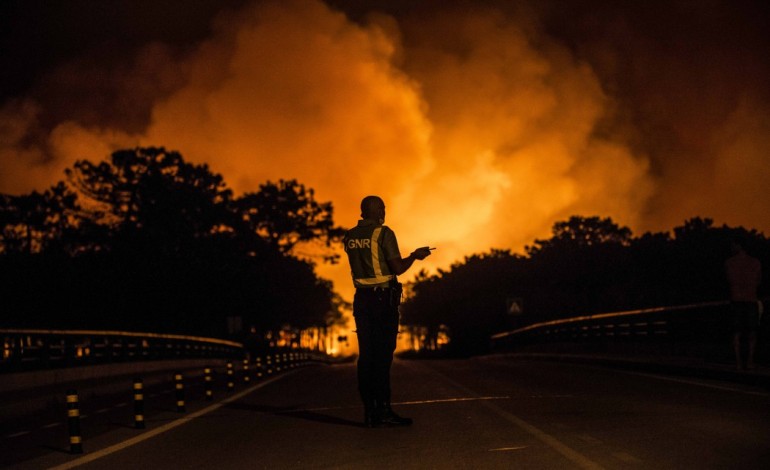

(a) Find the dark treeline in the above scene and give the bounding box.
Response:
[401,216,769,356]
[5,149,768,354]
[0,147,345,340]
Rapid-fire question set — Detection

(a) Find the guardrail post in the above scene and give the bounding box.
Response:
[133,378,145,429]
[66,389,83,454]
[174,372,186,412]
[204,367,213,401]
[242,358,251,384]
[226,362,235,392]
[256,357,263,378]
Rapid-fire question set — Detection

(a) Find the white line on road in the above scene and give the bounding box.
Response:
[612,451,642,463]
[488,446,528,452]
[577,434,603,444]
[615,370,770,397]
[397,396,511,406]
[418,363,606,470]
[47,371,297,470]
[5,423,62,440]
[476,400,605,470]
[276,396,512,414]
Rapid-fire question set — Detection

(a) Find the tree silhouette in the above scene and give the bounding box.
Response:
[66,147,232,255]
[526,215,632,255]
[234,179,344,262]
[1,147,345,339]
[402,215,769,357]
[0,182,81,255]
[401,249,525,356]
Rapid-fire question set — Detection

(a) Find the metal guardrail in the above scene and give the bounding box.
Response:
[489,301,752,360]
[1,328,244,372]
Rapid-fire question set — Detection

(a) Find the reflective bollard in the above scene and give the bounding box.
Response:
[133,378,145,429]
[66,389,83,454]
[174,373,186,412]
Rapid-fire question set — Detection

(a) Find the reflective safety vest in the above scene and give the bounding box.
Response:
[344,219,400,288]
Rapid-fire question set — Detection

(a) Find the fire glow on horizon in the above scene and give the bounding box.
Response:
[1,0,769,301]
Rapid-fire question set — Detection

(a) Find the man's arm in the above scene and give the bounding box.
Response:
[388,247,432,275]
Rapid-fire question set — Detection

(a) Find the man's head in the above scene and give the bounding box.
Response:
[361,195,385,224]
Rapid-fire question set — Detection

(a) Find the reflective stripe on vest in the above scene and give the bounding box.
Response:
[353,226,394,287]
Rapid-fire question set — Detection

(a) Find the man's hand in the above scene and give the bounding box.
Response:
[411,246,433,260]
[388,246,434,275]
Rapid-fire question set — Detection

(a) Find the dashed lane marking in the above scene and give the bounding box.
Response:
[488,446,528,452]
[5,422,62,439]
[416,363,606,470]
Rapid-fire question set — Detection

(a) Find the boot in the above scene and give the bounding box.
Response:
[363,399,381,428]
[378,402,412,426]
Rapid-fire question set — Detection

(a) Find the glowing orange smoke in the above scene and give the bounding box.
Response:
[1,0,769,306]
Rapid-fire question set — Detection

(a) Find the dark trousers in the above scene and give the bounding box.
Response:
[353,288,399,408]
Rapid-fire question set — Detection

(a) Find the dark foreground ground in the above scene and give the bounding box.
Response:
[3,355,770,469]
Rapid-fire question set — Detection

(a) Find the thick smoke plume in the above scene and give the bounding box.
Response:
[1,0,768,298]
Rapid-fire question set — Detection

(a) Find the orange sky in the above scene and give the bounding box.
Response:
[1,0,769,301]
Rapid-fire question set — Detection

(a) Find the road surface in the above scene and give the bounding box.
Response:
[5,356,770,469]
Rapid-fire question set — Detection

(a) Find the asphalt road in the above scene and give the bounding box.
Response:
[6,357,770,469]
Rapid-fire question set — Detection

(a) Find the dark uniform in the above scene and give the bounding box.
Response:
[725,246,762,369]
[344,219,409,426]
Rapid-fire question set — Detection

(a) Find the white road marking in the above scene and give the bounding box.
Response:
[94,408,110,414]
[616,370,770,397]
[47,371,296,470]
[488,446,528,452]
[277,396,512,414]
[577,434,603,444]
[396,396,511,406]
[613,451,642,463]
[419,363,606,470]
[5,423,62,439]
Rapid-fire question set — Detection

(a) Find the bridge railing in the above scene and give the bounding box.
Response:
[1,328,244,373]
[489,300,763,362]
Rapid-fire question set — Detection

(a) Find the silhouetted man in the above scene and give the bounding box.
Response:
[725,241,762,370]
[343,195,431,427]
